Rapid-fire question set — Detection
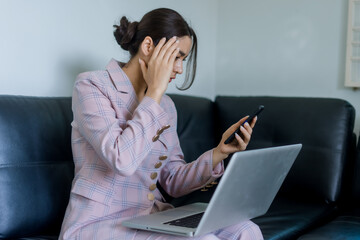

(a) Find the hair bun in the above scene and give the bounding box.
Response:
[113,16,138,51]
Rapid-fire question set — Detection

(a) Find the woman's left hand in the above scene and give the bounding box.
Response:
[212,116,257,168]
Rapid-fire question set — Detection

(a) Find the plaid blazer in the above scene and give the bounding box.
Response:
[59,59,224,239]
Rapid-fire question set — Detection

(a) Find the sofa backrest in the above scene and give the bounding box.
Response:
[0,96,74,239]
[168,94,217,162]
[215,96,355,203]
[167,94,217,206]
[353,134,360,203]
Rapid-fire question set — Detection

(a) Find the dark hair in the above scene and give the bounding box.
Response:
[113,8,197,90]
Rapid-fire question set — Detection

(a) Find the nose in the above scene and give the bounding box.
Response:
[173,59,183,75]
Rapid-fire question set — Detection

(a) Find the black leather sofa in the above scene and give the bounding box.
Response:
[298,132,360,240]
[0,94,358,239]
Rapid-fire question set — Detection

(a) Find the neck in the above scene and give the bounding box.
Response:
[122,57,147,101]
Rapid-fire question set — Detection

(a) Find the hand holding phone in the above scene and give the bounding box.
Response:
[224,105,264,144]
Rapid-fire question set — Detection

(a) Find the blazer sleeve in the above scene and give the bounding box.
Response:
[72,76,170,176]
[158,98,224,198]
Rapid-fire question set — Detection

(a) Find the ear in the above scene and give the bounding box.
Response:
[139,36,154,58]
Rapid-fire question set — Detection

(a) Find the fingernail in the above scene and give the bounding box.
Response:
[176,40,179,43]
[240,126,245,130]
[244,122,249,127]
[139,58,141,63]
[172,36,177,39]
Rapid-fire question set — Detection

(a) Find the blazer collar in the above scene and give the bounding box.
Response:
[106,58,133,94]
[106,58,139,109]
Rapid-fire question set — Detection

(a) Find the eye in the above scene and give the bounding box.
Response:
[175,56,187,62]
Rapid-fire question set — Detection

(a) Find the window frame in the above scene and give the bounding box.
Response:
[345,0,360,88]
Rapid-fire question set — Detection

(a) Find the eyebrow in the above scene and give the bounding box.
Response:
[179,50,186,57]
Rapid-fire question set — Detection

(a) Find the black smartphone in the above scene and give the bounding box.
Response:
[224,105,264,144]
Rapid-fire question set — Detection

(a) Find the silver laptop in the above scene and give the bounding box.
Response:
[122,144,302,237]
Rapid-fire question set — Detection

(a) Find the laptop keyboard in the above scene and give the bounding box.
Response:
[163,212,204,228]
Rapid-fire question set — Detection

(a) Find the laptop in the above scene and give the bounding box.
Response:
[122,144,302,237]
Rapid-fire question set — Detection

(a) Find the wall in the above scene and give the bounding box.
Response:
[216,0,360,135]
[0,0,359,134]
[0,0,218,99]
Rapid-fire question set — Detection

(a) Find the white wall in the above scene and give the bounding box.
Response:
[0,0,218,99]
[0,0,359,135]
[216,0,360,135]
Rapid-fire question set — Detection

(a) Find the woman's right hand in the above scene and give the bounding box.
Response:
[212,116,257,168]
[139,36,180,103]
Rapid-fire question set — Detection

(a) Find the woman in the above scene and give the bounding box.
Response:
[59,8,263,240]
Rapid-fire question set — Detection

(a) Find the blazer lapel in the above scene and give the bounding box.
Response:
[106,58,139,113]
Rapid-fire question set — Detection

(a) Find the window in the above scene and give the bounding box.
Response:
[345,0,360,88]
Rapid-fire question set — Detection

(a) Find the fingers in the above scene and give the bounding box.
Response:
[142,36,180,102]
[237,115,256,137]
[148,36,179,70]
[218,114,258,156]
[169,47,180,64]
[243,122,253,136]
[164,40,180,62]
[250,116,257,128]
[240,123,252,144]
[229,116,247,133]
[150,37,166,61]
[156,37,176,58]
[157,36,178,62]
[234,133,246,150]
[230,126,250,151]
[231,116,254,146]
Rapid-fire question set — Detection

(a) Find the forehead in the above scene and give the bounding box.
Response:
[177,36,192,57]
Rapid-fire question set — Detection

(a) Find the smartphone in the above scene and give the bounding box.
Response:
[224,105,264,144]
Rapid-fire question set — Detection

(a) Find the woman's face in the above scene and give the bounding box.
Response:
[170,36,192,83]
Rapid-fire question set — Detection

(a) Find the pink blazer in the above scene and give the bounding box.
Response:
[59,59,224,239]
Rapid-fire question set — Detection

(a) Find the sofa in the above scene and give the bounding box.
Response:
[297,132,360,240]
[0,93,358,239]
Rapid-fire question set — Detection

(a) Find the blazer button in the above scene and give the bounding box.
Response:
[157,125,171,135]
[162,125,171,130]
[149,184,157,191]
[152,134,160,142]
[150,172,158,180]
[159,155,168,161]
[147,193,155,201]
[155,162,162,169]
